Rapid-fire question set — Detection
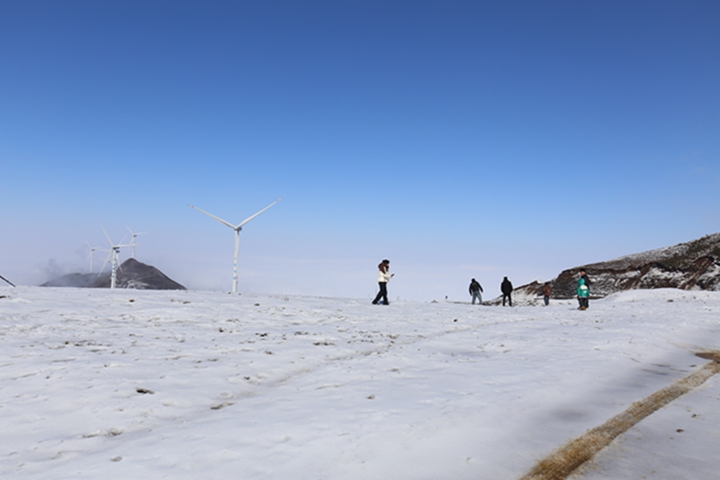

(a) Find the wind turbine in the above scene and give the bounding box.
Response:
[85,241,106,273]
[189,198,282,293]
[98,224,132,289]
[125,225,147,259]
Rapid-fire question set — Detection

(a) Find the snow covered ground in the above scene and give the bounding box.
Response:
[1,286,719,479]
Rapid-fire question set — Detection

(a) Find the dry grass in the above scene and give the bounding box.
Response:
[519,352,720,480]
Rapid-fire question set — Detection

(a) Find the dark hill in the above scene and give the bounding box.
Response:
[490,232,720,305]
[552,232,720,297]
[42,258,186,290]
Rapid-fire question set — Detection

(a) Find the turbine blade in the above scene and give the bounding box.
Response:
[99,223,114,246]
[98,250,113,276]
[188,204,236,229]
[237,198,282,228]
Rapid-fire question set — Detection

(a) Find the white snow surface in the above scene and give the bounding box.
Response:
[2,286,719,479]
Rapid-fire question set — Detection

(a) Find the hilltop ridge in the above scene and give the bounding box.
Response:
[497,232,720,305]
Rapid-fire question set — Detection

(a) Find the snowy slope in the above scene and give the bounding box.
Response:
[556,233,720,297]
[1,287,719,479]
[504,233,720,302]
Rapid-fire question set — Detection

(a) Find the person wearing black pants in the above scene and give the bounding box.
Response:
[372,259,394,305]
[501,276,513,307]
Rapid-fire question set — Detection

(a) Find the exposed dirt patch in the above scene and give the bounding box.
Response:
[520,352,720,480]
[696,351,720,362]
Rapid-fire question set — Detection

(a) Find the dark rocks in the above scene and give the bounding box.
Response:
[506,232,720,302]
[551,232,720,297]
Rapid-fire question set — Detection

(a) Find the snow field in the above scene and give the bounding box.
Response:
[1,287,719,479]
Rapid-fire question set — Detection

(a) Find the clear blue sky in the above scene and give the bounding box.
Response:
[2,1,719,300]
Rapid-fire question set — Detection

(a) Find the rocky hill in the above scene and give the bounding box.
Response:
[42,258,186,290]
[553,232,720,297]
[490,232,720,305]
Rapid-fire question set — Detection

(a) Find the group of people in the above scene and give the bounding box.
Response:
[471,276,543,307]
[371,260,591,309]
[470,270,591,309]
[577,270,590,310]
[469,277,513,306]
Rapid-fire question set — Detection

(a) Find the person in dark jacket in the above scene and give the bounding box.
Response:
[501,277,513,306]
[469,278,484,305]
[542,282,552,306]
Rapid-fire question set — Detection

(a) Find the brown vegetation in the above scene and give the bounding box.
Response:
[520,352,720,480]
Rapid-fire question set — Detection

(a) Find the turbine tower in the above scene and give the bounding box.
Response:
[125,225,147,259]
[98,224,132,289]
[85,241,105,273]
[189,198,282,293]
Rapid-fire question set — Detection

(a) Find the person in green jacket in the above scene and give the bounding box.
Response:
[577,277,589,310]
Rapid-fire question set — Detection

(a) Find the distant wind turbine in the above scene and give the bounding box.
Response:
[189,198,282,293]
[125,225,147,259]
[85,241,106,273]
[98,224,132,289]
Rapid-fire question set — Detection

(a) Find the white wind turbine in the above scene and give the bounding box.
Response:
[85,241,106,273]
[189,198,282,293]
[125,225,147,259]
[98,224,132,289]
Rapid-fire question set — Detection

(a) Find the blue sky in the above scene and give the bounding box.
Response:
[1,1,719,301]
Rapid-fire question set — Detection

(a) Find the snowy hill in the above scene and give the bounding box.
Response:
[504,232,720,304]
[42,258,185,290]
[553,232,720,297]
[1,286,719,479]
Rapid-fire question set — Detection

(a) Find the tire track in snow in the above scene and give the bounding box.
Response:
[519,351,720,480]
[228,326,473,396]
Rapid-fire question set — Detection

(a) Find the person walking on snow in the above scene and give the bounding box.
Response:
[501,277,513,307]
[469,278,484,305]
[577,277,590,310]
[372,259,394,305]
[542,282,552,306]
